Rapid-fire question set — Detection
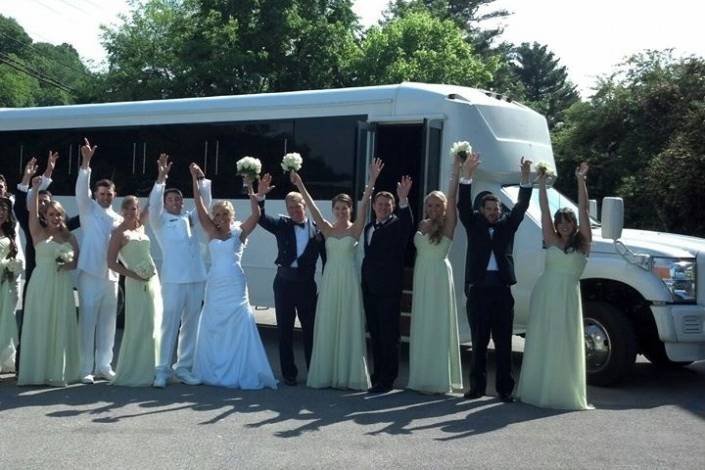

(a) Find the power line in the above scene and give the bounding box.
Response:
[0,31,89,77]
[0,52,77,95]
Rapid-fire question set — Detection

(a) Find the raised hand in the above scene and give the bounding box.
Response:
[157,153,173,183]
[256,173,275,198]
[463,152,481,177]
[369,158,384,183]
[22,157,38,185]
[80,137,97,168]
[44,150,59,177]
[520,156,533,184]
[397,175,413,201]
[189,162,204,180]
[289,170,303,187]
[575,161,589,179]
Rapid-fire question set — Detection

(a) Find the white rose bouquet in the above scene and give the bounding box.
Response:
[236,156,262,181]
[535,161,556,178]
[281,152,303,172]
[1,257,23,283]
[134,259,156,281]
[55,245,74,269]
[450,141,472,162]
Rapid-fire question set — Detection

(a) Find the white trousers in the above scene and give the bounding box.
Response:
[157,281,205,376]
[78,272,118,376]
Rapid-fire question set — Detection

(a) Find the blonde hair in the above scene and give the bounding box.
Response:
[121,195,139,211]
[423,190,448,245]
[46,200,68,233]
[285,192,305,206]
[211,200,235,219]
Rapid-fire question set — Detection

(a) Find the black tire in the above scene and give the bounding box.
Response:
[583,301,637,386]
[642,339,694,368]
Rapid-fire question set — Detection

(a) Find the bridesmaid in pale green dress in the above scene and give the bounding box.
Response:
[290,160,382,391]
[0,198,23,373]
[107,196,162,387]
[407,155,463,394]
[517,162,592,410]
[18,176,80,386]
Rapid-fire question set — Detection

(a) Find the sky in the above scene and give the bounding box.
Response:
[2,0,704,97]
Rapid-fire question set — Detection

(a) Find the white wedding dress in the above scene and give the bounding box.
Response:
[193,227,277,389]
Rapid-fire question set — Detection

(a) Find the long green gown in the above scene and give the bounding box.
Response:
[0,237,20,372]
[517,246,592,410]
[111,231,162,387]
[18,239,80,386]
[306,236,370,390]
[407,232,463,394]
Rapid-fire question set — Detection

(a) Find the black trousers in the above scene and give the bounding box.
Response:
[466,283,515,396]
[273,274,317,381]
[363,290,401,388]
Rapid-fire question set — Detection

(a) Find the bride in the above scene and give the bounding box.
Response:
[189,163,277,390]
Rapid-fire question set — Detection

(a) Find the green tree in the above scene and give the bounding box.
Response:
[509,42,579,128]
[552,50,705,235]
[352,11,498,87]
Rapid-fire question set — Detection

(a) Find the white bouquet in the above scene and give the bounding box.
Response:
[5,258,23,274]
[535,161,556,178]
[236,156,262,181]
[281,152,303,172]
[450,141,472,162]
[55,245,74,268]
[134,259,156,280]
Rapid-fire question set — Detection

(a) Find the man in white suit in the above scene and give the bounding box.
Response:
[76,138,123,384]
[149,154,211,388]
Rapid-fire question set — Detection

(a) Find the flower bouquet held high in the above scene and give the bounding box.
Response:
[236,156,262,193]
[450,141,472,162]
[281,152,303,173]
[535,161,556,184]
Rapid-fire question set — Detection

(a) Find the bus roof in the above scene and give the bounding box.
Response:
[0,82,530,131]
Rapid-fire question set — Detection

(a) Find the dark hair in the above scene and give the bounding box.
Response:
[38,189,53,198]
[480,193,500,208]
[94,179,116,192]
[554,208,586,253]
[331,193,353,209]
[0,174,6,183]
[0,198,19,258]
[164,188,183,200]
[373,191,395,204]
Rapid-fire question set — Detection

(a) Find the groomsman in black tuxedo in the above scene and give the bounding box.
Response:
[458,153,532,402]
[362,175,413,394]
[257,173,325,386]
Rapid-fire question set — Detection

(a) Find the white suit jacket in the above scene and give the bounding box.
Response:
[75,168,122,281]
[148,179,211,284]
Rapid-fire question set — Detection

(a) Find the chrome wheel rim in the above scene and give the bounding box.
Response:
[584,318,611,373]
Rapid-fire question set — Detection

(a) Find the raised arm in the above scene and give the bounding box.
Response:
[27,176,45,245]
[457,152,481,229]
[290,170,333,236]
[443,155,462,238]
[538,171,559,246]
[576,162,592,251]
[255,173,280,233]
[76,138,97,215]
[189,163,217,238]
[395,173,414,238]
[239,186,261,242]
[148,153,171,228]
[351,158,384,238]
[507,156,533,230]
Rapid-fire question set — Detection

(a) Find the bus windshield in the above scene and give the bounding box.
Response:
[502,185,600,227]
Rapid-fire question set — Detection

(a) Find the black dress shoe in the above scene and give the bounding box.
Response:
[367,384,392,394]
[463,390,484,399]
[498,394,515,403]
[283,377,297,386]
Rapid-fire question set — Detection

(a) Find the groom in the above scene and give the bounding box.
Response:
[361,176,413,394]
[457,154,532,402]
[256,173,325,386]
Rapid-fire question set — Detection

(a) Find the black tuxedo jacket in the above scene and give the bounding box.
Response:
[457,183,532,286]
[258,199,325,280]
[15,190,80,277]
[361,205,414,296]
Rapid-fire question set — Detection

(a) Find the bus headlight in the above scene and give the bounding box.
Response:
[651,257,696,303]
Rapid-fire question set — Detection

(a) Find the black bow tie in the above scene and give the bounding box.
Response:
[293,222,306,228]
[373,221,384,230]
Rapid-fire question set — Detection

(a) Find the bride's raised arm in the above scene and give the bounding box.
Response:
[238,184,261,242]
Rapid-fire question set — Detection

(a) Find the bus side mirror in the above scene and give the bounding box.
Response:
[589,199,598,220]
[601,197,624,240]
